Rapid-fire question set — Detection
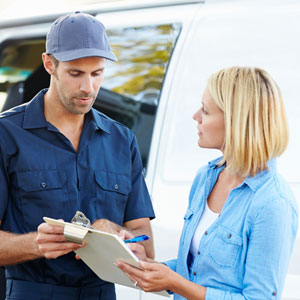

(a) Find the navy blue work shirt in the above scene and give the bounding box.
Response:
[0,89,155,286]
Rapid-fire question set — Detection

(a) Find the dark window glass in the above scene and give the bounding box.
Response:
[95,24,181,171]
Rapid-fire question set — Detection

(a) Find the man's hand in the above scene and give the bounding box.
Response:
[92,219,121,234]
[36,222,84,259]
[92,217,154,259]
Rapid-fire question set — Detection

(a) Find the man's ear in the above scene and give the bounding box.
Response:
[42,53,55,75]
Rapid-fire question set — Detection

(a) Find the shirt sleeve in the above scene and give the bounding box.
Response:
[163,259,177,272]
[0,139,9,227]
[205,196,298,300]
[123,135,155,222]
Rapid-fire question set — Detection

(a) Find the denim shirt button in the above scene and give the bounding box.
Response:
[197,250,200,255]
[114,184,119,190]
[193,272,196,276]
[40,182,47,188]
[204,231,208,235]
[228,233,232,239]
[272,291,277,296]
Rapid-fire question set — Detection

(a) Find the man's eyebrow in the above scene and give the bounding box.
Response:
[93,67,105,72]
[68,67,105,73]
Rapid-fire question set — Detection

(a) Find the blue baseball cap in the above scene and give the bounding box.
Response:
[46,12,117,62]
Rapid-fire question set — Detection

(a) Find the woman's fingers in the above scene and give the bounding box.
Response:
[127,243,147,261]
[115,260,174,292]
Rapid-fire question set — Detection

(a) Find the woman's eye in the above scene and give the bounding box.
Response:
[201,107,207,114]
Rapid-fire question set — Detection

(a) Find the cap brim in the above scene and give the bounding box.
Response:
[52,48,117,62]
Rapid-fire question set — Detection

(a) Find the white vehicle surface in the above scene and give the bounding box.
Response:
[0,0,299,299]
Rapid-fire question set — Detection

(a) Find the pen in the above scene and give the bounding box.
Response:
[124,235,149,243]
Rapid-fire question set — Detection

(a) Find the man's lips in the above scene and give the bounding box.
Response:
[75,97,92,104]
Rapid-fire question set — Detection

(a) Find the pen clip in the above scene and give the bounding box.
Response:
[71,211,92,228]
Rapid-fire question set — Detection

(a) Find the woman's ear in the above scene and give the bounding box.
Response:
[42,53,55,76]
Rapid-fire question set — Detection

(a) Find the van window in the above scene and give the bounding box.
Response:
[0,23,181,172]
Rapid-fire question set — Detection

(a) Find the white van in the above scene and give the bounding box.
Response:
[0,0,299,299]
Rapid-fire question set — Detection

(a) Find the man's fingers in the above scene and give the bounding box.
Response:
[36,222,85,259]
[36,232,66,244]
[39,241,82,252]
[37,222,65,234]
[119,229,134,240]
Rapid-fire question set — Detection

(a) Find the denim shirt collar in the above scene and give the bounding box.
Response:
[23,88,110,134]
[208,156,277,192]
[244,159,277,192]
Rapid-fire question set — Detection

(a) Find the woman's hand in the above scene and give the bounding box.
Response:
[115,260,174,292]
[119,230,148,261]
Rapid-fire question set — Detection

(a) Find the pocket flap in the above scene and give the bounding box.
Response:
[219,226,243,246]
[183,208,194,220]
[95,170,131,195]
[17,170,67,192]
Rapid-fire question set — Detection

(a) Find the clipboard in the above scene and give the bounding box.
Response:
[43,216,170,298]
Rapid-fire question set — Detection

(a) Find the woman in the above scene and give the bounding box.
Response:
[115,67,298,299]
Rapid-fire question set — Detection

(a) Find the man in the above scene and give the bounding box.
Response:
[0,12,155,300]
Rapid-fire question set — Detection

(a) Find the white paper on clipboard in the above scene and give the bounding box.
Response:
[43,217,170,298]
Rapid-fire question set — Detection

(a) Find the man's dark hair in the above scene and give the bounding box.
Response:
[49,54,59,69]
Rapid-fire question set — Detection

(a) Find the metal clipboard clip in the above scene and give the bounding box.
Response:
[63,211,92,244]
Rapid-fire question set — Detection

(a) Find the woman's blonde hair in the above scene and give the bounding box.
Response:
[207,66,288,177]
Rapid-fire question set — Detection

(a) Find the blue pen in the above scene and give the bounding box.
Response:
[124,235,149,243]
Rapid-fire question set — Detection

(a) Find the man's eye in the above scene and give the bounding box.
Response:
[70,72,80,77]
[93,71,103,77]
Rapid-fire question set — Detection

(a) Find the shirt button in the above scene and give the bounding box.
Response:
[114,184,119,190]
[40,182,47,188]
[204,231,208,235]
[193,272,196,276]
[272,291,277,296]
[228,234,232,239]
[197,250,200,255]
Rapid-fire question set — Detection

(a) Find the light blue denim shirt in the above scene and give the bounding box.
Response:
[165,157,298,300]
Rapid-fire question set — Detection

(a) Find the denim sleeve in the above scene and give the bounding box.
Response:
[205,196,298,300]
[163,259,177,272]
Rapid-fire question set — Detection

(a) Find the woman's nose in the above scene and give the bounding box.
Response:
[193,108,202,122]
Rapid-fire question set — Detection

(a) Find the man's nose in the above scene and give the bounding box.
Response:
[80,76,93,94]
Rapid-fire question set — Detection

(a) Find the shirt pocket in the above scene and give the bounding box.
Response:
[208,225,243,268]
[95,170,131,225]
[16,170,68,231]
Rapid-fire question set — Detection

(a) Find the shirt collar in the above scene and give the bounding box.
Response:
[23,89,110,134]
[208,156,224,169]
[244,159,277,192]
[208,156,277,192]
[90,109,111,134]
[23,89,48,129]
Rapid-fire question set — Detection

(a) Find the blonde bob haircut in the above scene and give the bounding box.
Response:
[207,66,289,177]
